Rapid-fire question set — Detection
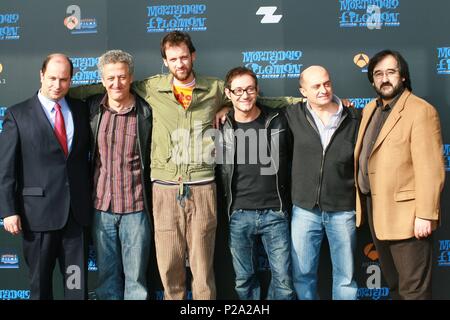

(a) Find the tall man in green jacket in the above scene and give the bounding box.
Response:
[135,31,227,300]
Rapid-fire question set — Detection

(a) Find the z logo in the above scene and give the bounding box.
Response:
[256,6,283,24]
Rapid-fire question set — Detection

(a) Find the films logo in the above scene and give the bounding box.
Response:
[339,0,400,29]
[0,106,7,133]
[147,4,207,33]
[354,53,370,73]
[242,50,303,79]
[70,57,101,85]
[438,240,450,267]
[358,243,390,300]
[0,13,20,40]
[64,5,98,34]
[349,98,373,109]
[444,144,450,172]
[0,290,30,300]
[437,47,450,75]
[0,252,19,269]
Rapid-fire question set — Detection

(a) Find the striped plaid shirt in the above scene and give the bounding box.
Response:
[93,99,144,213]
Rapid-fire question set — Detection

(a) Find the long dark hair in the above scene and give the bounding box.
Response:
[367,49,412,91]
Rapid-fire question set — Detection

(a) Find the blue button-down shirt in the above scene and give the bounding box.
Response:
[38,91,74,152]
[306,94,343,152]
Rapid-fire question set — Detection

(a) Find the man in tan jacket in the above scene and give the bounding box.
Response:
[355,50,445,299]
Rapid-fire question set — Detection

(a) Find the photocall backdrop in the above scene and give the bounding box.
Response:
[0,0,448,300]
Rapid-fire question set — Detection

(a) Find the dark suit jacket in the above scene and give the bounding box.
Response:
[0,94,91,232]
[86,93,152,216]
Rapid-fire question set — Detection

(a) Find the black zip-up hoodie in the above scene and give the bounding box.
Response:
[217,105,293,218]
[284,101,360,212]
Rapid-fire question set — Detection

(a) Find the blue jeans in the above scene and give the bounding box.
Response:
[291,205,357,300]
[229,209,296,300]
[93,210,151,300]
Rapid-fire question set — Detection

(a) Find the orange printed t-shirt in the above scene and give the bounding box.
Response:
[173,80,195,110]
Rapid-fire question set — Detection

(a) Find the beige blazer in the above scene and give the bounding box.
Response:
[354,90,445,240]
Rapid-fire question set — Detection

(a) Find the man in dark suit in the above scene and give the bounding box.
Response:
[0,53,91,299]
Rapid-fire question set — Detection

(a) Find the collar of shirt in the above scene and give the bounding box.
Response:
[172,77,196,88]
[38,91,70,115]
[100,93,136,115]
[37,91,74,151]
[331,94,344,119]
[306,94,344,128]
[37,91,72,131]
[376,88,404,111]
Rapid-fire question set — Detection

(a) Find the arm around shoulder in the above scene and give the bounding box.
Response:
[257,95,305,109]
[68,83,105,100]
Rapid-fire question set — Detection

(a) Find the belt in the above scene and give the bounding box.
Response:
[153,180,214,186]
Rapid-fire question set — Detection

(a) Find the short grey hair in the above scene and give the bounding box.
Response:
[98,49,134,77]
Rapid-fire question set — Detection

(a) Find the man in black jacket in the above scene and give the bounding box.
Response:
[217,67,295,300]
[287,66,359,300]
[87,50,152,300]
[0,53,91,299]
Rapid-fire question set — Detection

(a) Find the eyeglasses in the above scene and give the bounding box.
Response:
[373,68,399,80]
[228,86,257,96]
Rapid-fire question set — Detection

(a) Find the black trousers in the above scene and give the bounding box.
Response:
[22,214,88,300]
[364,195,432,300]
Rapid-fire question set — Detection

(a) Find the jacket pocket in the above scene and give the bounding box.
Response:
[22,187,44,196]
[394,190,415,201]
[151,131,172,168]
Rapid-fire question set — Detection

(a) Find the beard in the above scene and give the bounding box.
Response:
[375,80,404,100]
[171,65,193,82]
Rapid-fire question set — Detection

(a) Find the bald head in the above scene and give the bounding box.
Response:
[299,65,329,88]
[299,65,334,108]
[40,53,73,101]
[41,53,73,78]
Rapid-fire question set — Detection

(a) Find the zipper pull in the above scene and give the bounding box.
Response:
[178,176,184,197]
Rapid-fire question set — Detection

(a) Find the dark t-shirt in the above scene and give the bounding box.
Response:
[231,113,281,211]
